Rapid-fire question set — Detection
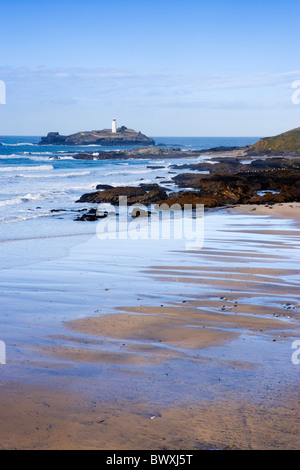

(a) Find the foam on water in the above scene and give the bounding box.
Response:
[0,164,54,172]
[0,142,36,146]
[15,171,91,178]
[0,191,68,207]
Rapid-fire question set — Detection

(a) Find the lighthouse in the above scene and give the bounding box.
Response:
[112,119,117,133]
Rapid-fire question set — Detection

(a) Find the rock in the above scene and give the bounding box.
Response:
[138,183,168,191]
[75,151,300,213]
[76,184,168,206]
[39,132,67,145]
[130,208,151,218]
[166,167,300,207]
[96,184,114,190]
[75,208,108,221]
[147,165,166,169]
[72,147,195,160]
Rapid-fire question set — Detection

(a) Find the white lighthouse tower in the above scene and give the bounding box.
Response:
[112,119,117,133]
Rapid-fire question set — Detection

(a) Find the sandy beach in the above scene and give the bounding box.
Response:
[0,202,299,450]
[233,202,300,224]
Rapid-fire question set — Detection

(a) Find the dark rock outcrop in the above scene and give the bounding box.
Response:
[75,155,300,214]
[166,167,300,208]
[75,208,108,221]
[72,147,188,160]
[170,156,300,174]
[96,184,114,190]
[76,184,168,206]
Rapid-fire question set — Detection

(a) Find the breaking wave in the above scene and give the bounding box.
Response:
[0,165,54,172]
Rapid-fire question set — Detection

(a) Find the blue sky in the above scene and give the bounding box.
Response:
[1,0,300,136]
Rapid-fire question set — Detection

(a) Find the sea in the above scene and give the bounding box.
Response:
[0,135,259,245]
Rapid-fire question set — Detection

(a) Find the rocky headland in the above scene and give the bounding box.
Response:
[39,127,155,146]
[248,126,300,155]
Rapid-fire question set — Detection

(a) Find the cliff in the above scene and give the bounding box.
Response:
[39,127,155,146]
[249,127,300,154]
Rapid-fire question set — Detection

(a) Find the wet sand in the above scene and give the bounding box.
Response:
[0,204,299,450]
[0,381,299,450]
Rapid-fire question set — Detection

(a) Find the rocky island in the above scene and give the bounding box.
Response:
[39,126,155,146]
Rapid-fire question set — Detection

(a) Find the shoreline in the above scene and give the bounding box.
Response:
[0,203,299,449]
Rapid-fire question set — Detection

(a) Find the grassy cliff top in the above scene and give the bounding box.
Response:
[251,127,300,152]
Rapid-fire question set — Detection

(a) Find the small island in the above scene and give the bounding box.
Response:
[39,120,155,146]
